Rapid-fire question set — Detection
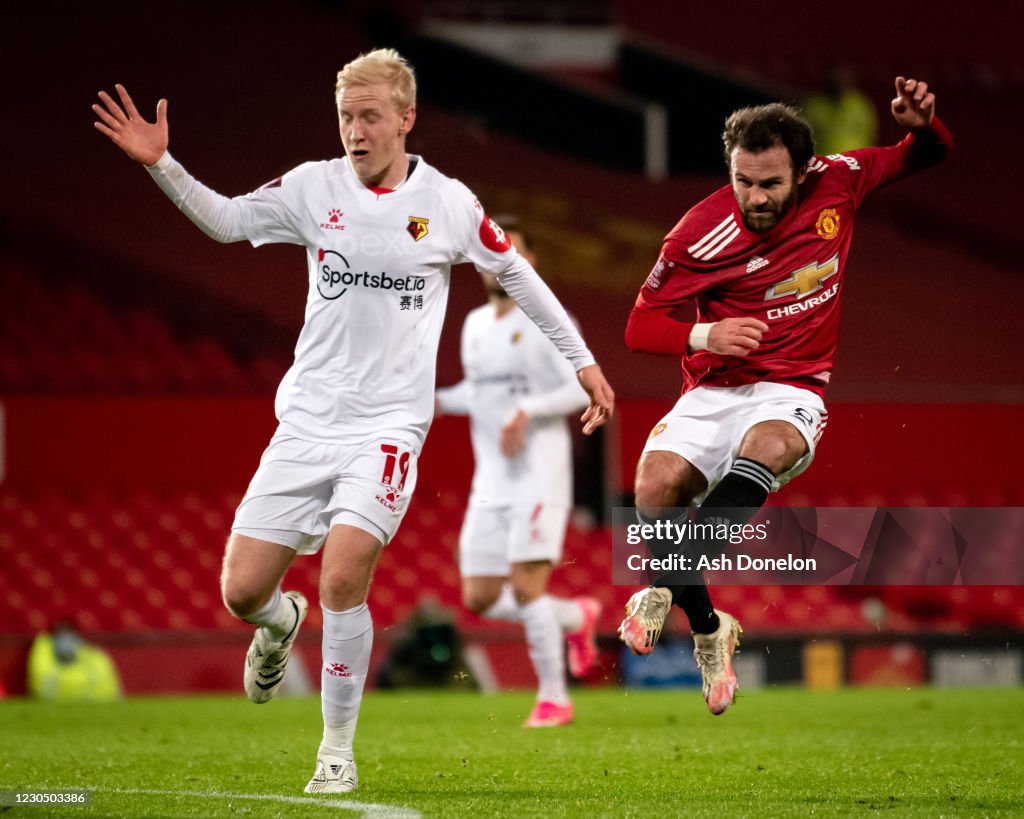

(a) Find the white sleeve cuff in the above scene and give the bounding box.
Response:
[688,323,713,352]
[146,150,172,171]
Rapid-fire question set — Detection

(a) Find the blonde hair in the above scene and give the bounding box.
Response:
[335,48,417,112]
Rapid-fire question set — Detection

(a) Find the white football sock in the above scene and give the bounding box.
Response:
[551,597,585,633]
[320,603,373,759]
[480,585,520,622]
[519,595,569,705]
[482,585,585,634]
[245,587,299,642]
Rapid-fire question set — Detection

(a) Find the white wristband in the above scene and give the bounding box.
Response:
[688,323,713,352]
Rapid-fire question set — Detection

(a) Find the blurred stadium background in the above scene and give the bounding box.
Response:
[1,0,1022,699]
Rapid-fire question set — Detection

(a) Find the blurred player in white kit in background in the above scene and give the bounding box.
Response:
[436,217,602,728]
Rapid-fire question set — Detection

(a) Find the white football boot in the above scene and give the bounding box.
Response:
[617,586,673,655]
[305,754,358,794]
[693,609,742,715]
[243,590,308,704]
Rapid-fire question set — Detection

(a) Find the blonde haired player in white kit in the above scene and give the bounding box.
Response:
[436,218,602,728]
[93,49,614,794]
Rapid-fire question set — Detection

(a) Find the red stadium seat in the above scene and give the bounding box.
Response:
[0,258,291,395]
[1,486,1021,645]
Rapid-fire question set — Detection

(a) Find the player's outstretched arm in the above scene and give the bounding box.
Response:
[891,77,935,130]
[487,250,614,434]
[577,364,615,435]
[93,84,168,166]
[93,87,276,245]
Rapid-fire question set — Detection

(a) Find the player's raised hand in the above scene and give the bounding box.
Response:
[93,84,168,166]
[891,76,935,130]
[577,364,615,435]
[707,317,768,356]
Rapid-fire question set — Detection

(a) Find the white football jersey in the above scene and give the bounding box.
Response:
[147,152,594,446]
[437,303,589,508]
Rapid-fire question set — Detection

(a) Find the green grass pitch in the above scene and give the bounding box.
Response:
[2,687,1021,817]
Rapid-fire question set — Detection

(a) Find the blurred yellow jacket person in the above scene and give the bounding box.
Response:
[27,625,121,702]
[803,67,879,156]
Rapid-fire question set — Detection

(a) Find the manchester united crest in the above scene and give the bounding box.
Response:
[815,208,840,240]
[407,215,429,242]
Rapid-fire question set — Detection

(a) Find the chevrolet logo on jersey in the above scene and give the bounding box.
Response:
[765,254,839,300]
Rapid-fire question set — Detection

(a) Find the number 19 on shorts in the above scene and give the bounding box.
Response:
[379,444,411,493]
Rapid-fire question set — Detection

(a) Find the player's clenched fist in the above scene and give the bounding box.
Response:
[891,76,936,130]
[707,317,768,357]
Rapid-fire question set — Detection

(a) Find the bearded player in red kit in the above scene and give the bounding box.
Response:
[618,77,952,715]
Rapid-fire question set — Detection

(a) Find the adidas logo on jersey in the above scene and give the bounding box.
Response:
[746,256,770,273]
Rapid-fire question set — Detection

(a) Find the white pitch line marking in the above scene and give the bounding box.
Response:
[100,787,421,818]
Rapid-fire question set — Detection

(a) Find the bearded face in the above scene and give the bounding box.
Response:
[730,145,806,233]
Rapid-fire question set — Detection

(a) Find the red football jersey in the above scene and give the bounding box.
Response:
[627,119,953,397]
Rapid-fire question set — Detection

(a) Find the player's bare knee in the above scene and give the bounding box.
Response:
[509,562,549,604]
[509,577,542,605]
[740,422,807,475]
[635,452,704,515]
[463,589,497,614]
[634,470,680,517]
[319,569,369,611]
[221,583,266,620]
[510,584,542,605]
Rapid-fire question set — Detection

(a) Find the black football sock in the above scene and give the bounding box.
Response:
[635,508,698,578]
[672,457,775,634]
[673,584,720,634]
[637,509,720,634]
[697,457,774,516]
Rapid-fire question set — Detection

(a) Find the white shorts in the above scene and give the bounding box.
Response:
[232,430,419,553]
[458,503,570,577]
[641,382,828,503]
